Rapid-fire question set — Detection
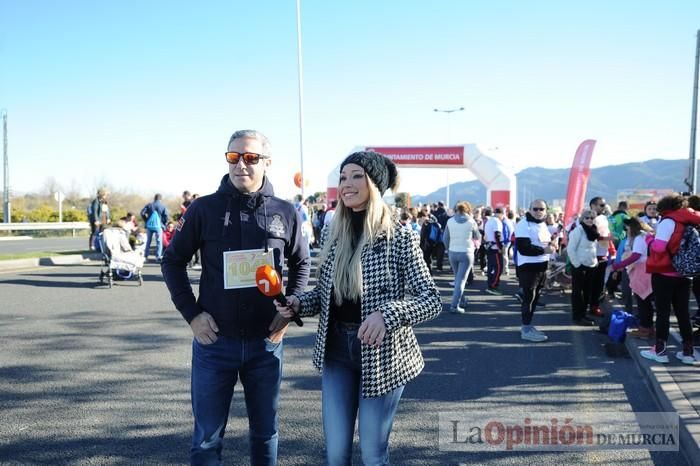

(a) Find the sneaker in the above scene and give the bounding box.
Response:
[640,342,669,364]
[514,292,524,303]
[521,325,548,342]
[450,306,466,314]
[485,288,503,296]
[572,316,596,326]
[675,342,698,365]
[191,264,202,270]
[535,301,546,308]
[588,307,603,317]
[448,281,455,287]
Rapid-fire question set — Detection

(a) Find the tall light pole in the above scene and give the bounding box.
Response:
[687,29,700,193]
[295,0,306,199]
[2,109,9,223]
[433,106,464,207]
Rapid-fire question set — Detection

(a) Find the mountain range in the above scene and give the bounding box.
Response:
[411,158,692,207]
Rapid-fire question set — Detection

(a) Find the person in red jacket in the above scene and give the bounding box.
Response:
[162,221,176,249]
[641,194,700,365]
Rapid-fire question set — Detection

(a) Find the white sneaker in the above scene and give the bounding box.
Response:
[450,306,466,314]
[676,350,698,365]
[641,344,669,364]
[521,326,548,342]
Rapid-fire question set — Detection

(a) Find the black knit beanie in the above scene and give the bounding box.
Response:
[339,151,399,195]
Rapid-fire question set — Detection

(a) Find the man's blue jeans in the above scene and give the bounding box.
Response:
[190,336,283,466]
[144,228,163,259]
[322,322,404,466]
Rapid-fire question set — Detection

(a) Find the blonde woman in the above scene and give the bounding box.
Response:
[276,151,441,465]
[443,201,480,313]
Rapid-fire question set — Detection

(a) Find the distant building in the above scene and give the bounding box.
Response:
[617,189,674,211]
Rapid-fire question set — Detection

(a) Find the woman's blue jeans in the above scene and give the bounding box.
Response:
[448,251,474,308]
[190,336,283,466]
[322,322,404,466]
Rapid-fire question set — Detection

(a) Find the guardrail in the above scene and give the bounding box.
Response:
[0,222,90,236]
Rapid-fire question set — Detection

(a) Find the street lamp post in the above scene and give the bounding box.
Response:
[434,106,464,208]
[295,0,306,199]
[2,109,9,223]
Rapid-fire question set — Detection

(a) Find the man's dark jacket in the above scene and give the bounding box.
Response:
[161,175,310,338]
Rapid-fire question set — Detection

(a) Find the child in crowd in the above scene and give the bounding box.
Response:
[163,222,176,249]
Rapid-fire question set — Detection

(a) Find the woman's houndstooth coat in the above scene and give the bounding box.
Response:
[296,223,442,398]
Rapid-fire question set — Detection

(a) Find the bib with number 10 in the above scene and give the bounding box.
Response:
[223,249,275,289]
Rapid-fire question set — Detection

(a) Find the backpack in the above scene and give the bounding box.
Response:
[607,309,638,343]
[428,222,442,244]
[146,208,161,230]
[502,221,511,245]
[671,224,700,277]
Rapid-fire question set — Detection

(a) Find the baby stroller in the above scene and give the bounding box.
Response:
[98,227,144,288]
[544,250,572,293]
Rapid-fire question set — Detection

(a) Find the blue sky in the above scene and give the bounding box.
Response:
[1,0,699,201]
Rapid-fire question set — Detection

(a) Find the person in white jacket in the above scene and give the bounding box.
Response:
[443,201,481,313]
[567,209,600,326]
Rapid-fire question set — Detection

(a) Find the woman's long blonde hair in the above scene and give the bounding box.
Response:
[320,174,395,305]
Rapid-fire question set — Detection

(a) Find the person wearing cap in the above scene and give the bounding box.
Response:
[161,129,310,465]
[611,216,655,338]
[640,200,659,231]
[275,150,441,465]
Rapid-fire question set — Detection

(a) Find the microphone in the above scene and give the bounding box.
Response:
[255,264,303,327]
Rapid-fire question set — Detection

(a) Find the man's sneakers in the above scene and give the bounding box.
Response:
[640,341,670,364]
[514,291,524,303]
[573,316,597,327]
[676,342,699,365]
[521,325,548,342]
[450,306,466,314]
[485,287,502,296]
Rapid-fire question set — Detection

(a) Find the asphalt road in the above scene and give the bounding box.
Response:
[0,236,88,255]
[0,259,689,465]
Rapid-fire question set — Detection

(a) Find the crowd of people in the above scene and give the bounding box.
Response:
[87,189,202,270]
[87,127,700,465]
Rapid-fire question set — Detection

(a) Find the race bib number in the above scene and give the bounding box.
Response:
[223,249,274,289]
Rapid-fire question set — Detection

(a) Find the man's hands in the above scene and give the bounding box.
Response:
[190,312,219,345]
[268,313,291,343]
[358,311,386,347]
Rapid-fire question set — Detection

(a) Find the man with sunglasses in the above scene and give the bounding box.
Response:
[161,129,310,465]
[514,199,556,342]
[588,196,612,317]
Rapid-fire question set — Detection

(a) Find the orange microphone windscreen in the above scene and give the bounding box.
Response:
[256,264,283,297]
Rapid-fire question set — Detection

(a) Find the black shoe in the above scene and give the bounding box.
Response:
[535,301,546,308]
[573,316,597,326]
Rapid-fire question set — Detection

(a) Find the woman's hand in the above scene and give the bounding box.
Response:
[358,311,386,347]
[275,295,300,320]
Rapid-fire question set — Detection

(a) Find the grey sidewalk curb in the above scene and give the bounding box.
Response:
[0,252,101,272]
[625,330,700,465]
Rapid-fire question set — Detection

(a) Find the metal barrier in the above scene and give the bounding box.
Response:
[0,222,90,236]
